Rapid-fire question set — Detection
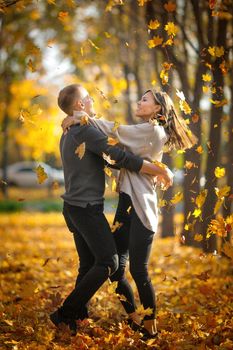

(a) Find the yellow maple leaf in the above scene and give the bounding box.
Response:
[148,19,160,30]
[207,216,227,238]
[158,199,167,208]
[215,185,231,199]
[202,86,209,93]
[160,69,169,85]
[164,1,176,12]
[195,189,208,208]
[111,221,123,233]
[75,142,86,160]
[214,167,225,178]
[102,153,116,165]
[112,121,120,132]
[27,59,36,73]
[136,305,154,317]
[107,137,119,146]
[80,115,89,126]
[208,46,224,57]
[209,99,228,107]
[88,39,100,50]
[179,100,192,114]
[58,11,69,22]
[194,234,203,242]
[202,73,212,82]
[170,191,183,205]
[111,177,117,192]
[164,22,178,36]
[196,145,203,154]
[192,208,202,218]
[147,36,163,48]
[104,166,112,177]
[162,37,174,47]
[35,165,48,184]
[185,161,195,169]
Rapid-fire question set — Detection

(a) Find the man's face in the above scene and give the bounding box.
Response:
[75,87,95,116]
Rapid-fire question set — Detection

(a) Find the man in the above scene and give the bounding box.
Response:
[50,84,172,335]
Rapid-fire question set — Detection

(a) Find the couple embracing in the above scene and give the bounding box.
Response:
[49,83,196,338]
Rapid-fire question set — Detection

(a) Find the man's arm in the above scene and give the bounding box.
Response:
[73,124,143,173]
[72,125,173,189]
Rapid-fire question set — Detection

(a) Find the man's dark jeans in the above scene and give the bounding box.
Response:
[60,201,118,319]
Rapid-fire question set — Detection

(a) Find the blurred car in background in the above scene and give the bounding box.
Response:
[0,161,64,187]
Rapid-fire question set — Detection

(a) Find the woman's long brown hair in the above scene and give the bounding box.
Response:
[145,89,198,151]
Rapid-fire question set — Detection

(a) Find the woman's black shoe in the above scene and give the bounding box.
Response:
[126,318,144,332]
[140,327,158,341]
[50,309,77,336]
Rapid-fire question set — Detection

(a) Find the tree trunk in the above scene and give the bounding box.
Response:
[123,63,134,124]
[202,16,228,253]
[161,153,174,237]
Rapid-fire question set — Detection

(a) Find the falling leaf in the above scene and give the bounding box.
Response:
[192,208,202,218]
[111,177,117,192]
[192,114,199,123]
[207,216,227,238]
[179,100,192,115]
[219,60,228,75]
[104,166,112,177]
[111,221,123,233]
[196,145,204,154]
[58,11,69,22]
[202,86,209,93]
[195,189,208,208]
[209,0,216,9]
[162,37,174,47]
[80,115,90,126]
[158,199,167,208]
[194,234,203,242]
[112,121,120,132]
[102,153,116,165]
[185,161,195,169]
[209,99,228,107]
[104,31,111,38]
[164,22,178,36]
[170,191,183,205]
[147,35,163,48]
[202,73,212,82]
[136,305,153,317]
[215,185,231,199]
[35,165,48,184]
[164,1,176,12]
[88,39,100,50]
[107,137,119,146]
[75,142,86,159]
[214,167,225,178]
[127,206,132,213]
[208,46,225,57]
[160,69,169,85]
[148,19,160,30]
[176,89,185,101]
[27,59,36,72]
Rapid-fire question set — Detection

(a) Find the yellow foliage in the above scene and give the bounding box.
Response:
[195,189,208,208]
[214,167,225,178]
[170,191,183,205]
[208,46,225,57]
[147,35,163,48]
[202,73,212,82]
[148,19,160,30]
[35,165,48,184]
[75,143,86,159]
[164,22,178,36]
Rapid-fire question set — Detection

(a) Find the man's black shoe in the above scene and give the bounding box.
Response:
[50,309,77,336]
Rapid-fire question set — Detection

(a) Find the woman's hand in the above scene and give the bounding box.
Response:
[154,167,174,190]
[140,160,173,190]
[61,116,78,134]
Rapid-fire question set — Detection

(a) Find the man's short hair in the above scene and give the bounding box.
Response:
[58,84,81,115]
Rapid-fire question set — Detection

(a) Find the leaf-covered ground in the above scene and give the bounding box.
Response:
[0,213,232,350]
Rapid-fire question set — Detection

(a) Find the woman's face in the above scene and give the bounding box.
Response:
[135,91,161,121]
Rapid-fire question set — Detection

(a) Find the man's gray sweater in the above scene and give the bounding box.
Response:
[60,124,143,207]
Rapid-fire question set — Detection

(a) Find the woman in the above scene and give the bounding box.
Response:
[62,89,197,338]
